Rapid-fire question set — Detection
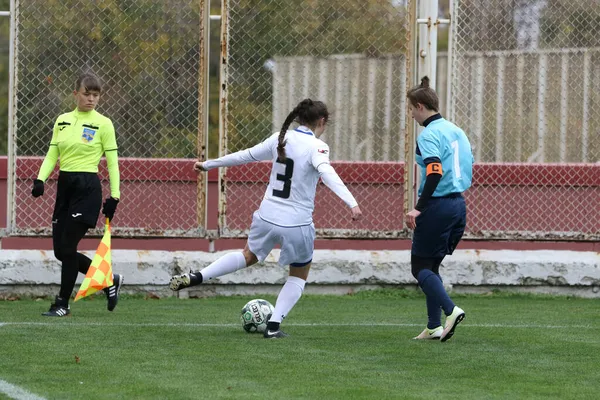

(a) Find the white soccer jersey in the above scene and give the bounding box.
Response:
[203,125,358,227]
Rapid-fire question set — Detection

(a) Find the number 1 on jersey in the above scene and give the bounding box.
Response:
[273,158,294,199]
[451,140,461,179]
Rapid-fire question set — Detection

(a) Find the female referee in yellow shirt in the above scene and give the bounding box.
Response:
[32,73,123,317]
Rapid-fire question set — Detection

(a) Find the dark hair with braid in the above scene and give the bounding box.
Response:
[277,98,329,161]
[406,76,439,111]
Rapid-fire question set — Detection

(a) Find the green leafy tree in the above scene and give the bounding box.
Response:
[6,0,409,158]
[15,0,201,158]
[224,0,409,152]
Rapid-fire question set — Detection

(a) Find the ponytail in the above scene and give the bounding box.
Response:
[277,108,298,161]
[278,98,329,160]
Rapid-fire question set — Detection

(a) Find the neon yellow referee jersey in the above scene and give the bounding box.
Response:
[37,109,120,199]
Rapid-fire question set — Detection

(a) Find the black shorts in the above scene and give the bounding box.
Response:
[52,172,102,228]
[411,194,466,258]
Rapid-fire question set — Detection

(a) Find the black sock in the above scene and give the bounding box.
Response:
[77,253,92,274]
[266,321,280,331]
[55,296,68,307]
[189,272,203,286]
[59,252,79,299]
[54,221,90,301]
[418,269,455,316]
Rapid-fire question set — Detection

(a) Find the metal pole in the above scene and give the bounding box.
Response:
[417,0,440,89]
[196,0,210,231]
[410,0,442,212]
[217,0,229,235]
[6,1,16,235]
[404,0,417,216]
[446,0,455,120]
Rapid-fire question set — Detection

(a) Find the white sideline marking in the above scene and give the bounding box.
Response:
[0,379,46,400]
[0,321,592,329]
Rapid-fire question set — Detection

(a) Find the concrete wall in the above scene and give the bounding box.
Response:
[1,249,599,298]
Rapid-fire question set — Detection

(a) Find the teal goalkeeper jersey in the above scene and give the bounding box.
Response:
[416,117,473,197]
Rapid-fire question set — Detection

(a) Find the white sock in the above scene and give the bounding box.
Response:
[199,252,247,281]
[269,276,306,323]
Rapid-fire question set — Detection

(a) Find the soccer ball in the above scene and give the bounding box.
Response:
[240,299,274,333]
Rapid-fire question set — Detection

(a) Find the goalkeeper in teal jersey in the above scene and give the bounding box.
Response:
[405,76,474,342]
[32,73,123,317]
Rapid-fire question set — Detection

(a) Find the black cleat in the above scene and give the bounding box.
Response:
[169,273,191,291]
[104,273,123,311]
[263,329,289,339]
[169,272,202,291]
[42,297,71,317]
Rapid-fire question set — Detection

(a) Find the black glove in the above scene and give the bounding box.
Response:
[31,179,44,197]
[102,197,119,221]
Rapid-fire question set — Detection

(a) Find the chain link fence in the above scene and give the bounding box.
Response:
[10,0,204,236]
[219,0,413,238]
[9,0,598,241]
[450,0,600,240]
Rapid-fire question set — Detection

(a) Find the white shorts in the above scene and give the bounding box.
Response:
[248,211,315,267]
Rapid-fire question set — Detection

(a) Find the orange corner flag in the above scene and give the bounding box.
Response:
[75,219,113,301]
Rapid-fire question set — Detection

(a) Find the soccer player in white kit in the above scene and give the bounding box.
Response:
[170,99,362,338]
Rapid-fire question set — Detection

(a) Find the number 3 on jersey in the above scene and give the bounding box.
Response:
[273,158,294,199]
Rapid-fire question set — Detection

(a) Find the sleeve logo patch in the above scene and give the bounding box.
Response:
[58,121,71,131]
[318,149,328,154]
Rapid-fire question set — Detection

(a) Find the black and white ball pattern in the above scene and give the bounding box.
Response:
[240,299,275,333]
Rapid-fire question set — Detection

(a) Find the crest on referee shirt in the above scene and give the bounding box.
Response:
[82,127,96,143]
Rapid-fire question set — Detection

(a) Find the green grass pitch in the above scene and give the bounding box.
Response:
[0,290,598,400]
